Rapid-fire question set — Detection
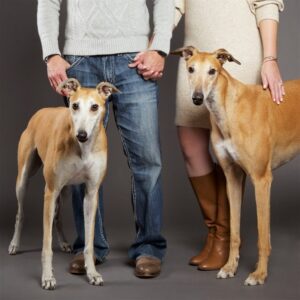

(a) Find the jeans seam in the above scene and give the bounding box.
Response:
[96,197,109,248]
[115,121,140,239]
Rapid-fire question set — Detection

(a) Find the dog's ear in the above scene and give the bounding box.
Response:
[171,46,197,60]
[214,49,241,65]
[96,82,120,99]
[57,78,81,96]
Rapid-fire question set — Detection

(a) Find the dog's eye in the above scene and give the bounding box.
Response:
[188,66,195,74]
[208,68,216,75]
[72,103,79,111]
[91,104,99,112]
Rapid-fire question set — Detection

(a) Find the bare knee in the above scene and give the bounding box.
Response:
[177,126,213,176]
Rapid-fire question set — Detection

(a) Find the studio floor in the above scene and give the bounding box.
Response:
[1,224,299,300]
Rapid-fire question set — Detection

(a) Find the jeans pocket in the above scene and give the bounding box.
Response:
[64,55,86,71]
[123,52,138,64]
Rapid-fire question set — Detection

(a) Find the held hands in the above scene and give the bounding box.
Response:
[129,50,165,81]
[46,55,71,96]
[261,59,285,104]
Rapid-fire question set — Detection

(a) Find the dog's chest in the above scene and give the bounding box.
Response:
[58,152,106,186]
[215,139,239,161]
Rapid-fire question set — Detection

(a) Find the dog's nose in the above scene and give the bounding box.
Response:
[77,130,88,143]
[192,92,204,106]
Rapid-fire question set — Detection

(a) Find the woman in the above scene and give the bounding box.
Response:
[174,0,285,270]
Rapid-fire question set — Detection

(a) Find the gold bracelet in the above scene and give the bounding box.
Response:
[263,56,278,63]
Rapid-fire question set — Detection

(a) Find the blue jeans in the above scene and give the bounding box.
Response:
[65,53,167,261]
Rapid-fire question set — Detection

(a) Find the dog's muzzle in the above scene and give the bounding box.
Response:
[192,92,204,106]
[77,130,88,143]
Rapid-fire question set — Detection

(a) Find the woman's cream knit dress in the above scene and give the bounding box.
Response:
[174,0,284,129]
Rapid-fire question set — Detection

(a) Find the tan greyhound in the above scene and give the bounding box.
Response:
[172,46,300,285]
[8,78,119,290]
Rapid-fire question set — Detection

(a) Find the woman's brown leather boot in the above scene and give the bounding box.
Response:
[197,165,230,270]
[188,169,218,266]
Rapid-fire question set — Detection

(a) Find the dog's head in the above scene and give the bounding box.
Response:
[57,79,120,143]
[171,46,241,106]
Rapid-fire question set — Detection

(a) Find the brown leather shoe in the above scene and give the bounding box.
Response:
[69,253,99,275]
[135,256,161,278]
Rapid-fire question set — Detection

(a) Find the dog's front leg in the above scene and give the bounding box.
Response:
[210,124,245,279]
[216,162,245,279]
[244,171,272,286]
[41,186,59,290]
[84,184,104,286]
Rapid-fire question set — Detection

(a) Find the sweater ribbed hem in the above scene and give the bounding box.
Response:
[62,36,150,56]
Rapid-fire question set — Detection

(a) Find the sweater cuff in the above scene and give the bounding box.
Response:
[40,37,61,60]
[255,4,280,26]
[148,33,172,55]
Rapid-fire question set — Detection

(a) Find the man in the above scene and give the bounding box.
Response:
[37,0,174,278]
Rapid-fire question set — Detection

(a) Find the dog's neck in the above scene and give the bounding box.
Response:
[206,69,242,138]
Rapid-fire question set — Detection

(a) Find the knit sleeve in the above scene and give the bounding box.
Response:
[148,0,174,55]
[247,0,284,26]
[174,0,185,28]
[37,0,62,60]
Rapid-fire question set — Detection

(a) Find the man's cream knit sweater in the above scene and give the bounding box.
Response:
[37,0,174,59]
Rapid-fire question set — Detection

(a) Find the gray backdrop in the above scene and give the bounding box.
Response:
[0,1,299,300]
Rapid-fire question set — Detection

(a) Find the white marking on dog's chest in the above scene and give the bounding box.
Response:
[215,139,239,161]
[58,151,106,186]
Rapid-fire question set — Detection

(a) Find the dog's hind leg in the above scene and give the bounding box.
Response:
[217,162,245,279]
[244,170,272,286]
[9,131,41,255]
[54,186,72,253]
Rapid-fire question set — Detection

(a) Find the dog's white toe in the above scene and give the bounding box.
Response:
[87,272,104,286]
[217,269,235,279]
[42,277,57,290]
[8,243,19,255]
[244,274,265,286]
[60,242,72,253]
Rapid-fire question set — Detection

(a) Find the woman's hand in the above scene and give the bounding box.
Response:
[261,60,285,104]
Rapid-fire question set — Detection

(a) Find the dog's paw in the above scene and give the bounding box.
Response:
[87,272,104,286]
[244,271,267,286]
[8,243,19,255]
[217,262,238,279]
[59,242,72,253]
[41,276,57,290]
[217,268,235,279]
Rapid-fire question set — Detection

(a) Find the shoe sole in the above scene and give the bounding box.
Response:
[134,270,160,278]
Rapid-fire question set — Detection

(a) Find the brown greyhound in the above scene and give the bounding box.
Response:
[8,79,119,290]
[172,46,300,285]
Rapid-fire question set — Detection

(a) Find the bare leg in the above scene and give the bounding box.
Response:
[177,126,214,177]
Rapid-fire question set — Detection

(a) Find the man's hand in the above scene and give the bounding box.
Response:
[46,55,71,95]
[129,51,165,80]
